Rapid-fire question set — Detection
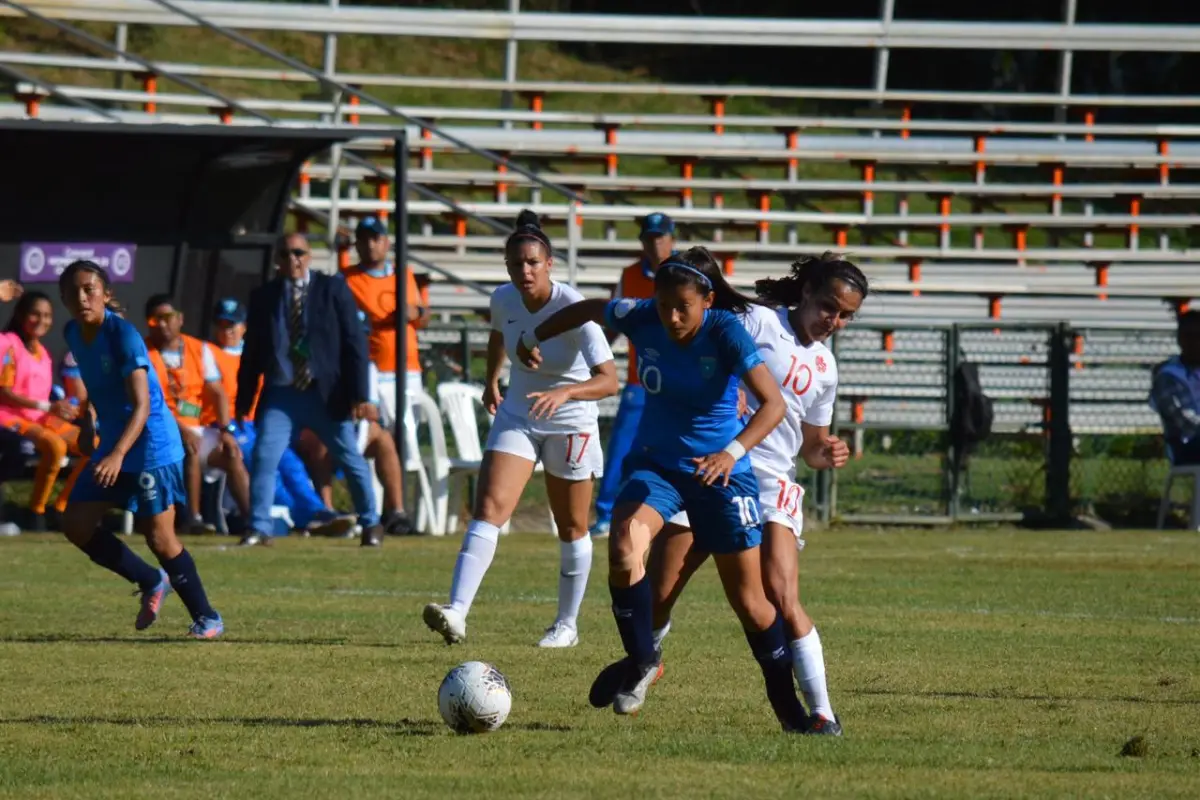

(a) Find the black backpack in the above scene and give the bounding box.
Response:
[952,359,994,450]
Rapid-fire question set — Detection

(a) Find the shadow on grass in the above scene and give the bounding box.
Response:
[849,687,1200,707]
[0,634,384,647]
[0,715,572,734]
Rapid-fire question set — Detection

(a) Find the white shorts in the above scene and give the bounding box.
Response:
[186,425,224,483]
[485,408,604,481]
[754,466,805,550]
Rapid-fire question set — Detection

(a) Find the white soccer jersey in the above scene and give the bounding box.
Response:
[491,280,614,433]
[741,304,839,481]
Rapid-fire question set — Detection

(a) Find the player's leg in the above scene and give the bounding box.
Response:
[61,470,164,628]
[19,422,67,527]
[592,384,645,536]
[423,418,537,644]
[698,471,809,733]
[539,427,604,647]
[761,519,839,733]
[647,518,708,650]
[131,462,222,639]
[49,421,88,516]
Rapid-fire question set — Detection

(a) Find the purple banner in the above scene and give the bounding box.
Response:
[19,242,137,284]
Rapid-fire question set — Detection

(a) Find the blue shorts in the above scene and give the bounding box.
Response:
[69,460,187,519]
[615,456,762,554]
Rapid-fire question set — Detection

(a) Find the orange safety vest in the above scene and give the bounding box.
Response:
[616,259,658,386]
[345,264,421,374]
[201,346,261,425]
[147,334,209,425]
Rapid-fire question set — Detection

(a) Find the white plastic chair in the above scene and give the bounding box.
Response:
[1156,463,1200,531]
[436,381,556,536]
[361,387,450,535]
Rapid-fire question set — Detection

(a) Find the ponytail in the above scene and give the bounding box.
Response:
[505,209,552,260]
[755,252,868,308]
[654,246,758,314]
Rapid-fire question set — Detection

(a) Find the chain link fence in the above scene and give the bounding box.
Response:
[418,320,1184,528]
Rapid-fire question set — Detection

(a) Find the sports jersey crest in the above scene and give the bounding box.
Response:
[816,355,827,374]
[699,357,717,379]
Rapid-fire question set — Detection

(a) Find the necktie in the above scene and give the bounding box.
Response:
[289,282,312,390]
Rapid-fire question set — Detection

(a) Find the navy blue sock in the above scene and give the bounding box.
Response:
[80,529,161,591]
[745,614,808,730]
[158,549,217,622]
[609,577,657,666]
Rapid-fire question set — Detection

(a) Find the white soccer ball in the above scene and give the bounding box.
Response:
[437,661,512,734]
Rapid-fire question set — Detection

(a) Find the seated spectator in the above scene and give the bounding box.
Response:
[1151,310,1200,465]
[205,298,355,539]
[0,291,90,530]
[143,294,251,534]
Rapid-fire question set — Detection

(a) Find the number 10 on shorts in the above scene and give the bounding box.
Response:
[732,496,761,527]
[564,432,592,468]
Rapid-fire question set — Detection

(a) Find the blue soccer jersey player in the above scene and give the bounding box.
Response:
[517,247,812,731]
[58,260,223,639]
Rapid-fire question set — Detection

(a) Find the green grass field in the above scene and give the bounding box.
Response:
[1,529,1198,798]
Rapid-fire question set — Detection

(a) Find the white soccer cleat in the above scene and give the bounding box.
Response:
[423,603,467,645]
[537,621,579,648]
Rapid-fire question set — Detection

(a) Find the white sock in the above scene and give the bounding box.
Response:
[651,620,672,650]
[555,536,592,629]
[791,628,834,720]
[447,520,500,616]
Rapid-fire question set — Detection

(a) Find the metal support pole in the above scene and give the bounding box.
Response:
[871,0,895,139]
[1046,323,1073,523]
[393,133,409,464]
[567,199,579,287]
[322,0,339,122]
[113,23,127,90]
[945,326,961,520]
[501,0,519,131]
[1056,0,1078,140]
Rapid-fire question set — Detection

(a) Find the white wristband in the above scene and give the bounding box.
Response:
[35,400,51,412]
[521,330,540,350]
[722,439,746,461]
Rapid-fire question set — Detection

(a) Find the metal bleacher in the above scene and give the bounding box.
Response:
[1,0,1197,440]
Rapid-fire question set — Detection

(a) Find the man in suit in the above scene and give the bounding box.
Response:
[237,233,384,547]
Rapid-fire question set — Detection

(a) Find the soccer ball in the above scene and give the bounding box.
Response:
[437,661,512,734]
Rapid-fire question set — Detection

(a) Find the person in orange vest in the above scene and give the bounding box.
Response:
[205,298,356,539]
[590,212,678,537]
[143,294,251,535]
[341,215,422,535]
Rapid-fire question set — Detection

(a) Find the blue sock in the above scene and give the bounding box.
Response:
[745,614,808,730]
[158,549,217,622]
[80,529,160,591]
[609,577,657,666]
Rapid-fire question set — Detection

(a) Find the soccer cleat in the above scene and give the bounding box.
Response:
[423,603,466,645]
[537,621,579,648]
[589,520,611,539]
[804,714,843,737]
[187,614,224,640]
[135,569,172,631]
[613,655,664,716]
[589,656,664,708]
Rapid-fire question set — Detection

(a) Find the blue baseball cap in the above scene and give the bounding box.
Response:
[356,216,388,237]
[640,212,675,238]
[213,297,247,325]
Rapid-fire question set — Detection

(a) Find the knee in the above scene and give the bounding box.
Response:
[45,435,68,462]
[730,585,778,631]
[609,517,650,576]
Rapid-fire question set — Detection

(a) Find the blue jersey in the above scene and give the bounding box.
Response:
[64,311,184,471]
[604,298,762,474]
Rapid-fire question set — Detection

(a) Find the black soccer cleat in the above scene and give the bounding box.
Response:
[589,654,664,709]
[804,714,843,737]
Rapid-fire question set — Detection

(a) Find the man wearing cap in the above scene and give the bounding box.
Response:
[206,297,355,539]
[590,212,678,537]
[237,233,384,547]
[342,216,421,535]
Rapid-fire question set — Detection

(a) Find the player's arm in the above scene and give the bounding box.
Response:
[528,361,619,420]
[482,330,506,415]
[235,298,262,421]
[799,382,847,470]
[200,345,233,429]
[77,402,96,456]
